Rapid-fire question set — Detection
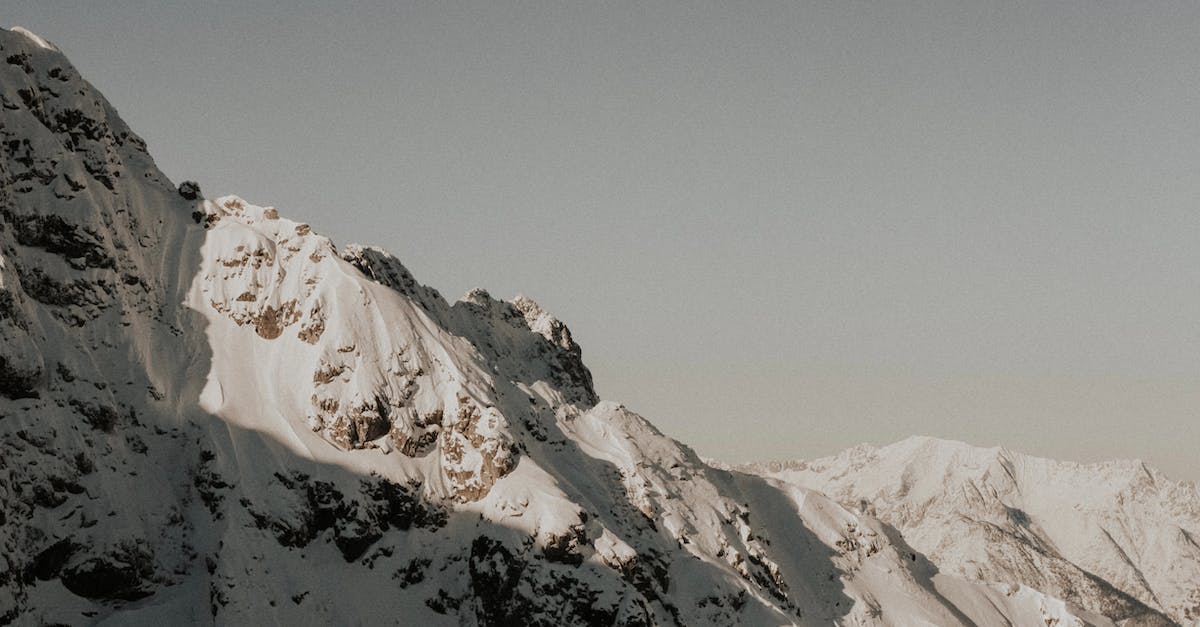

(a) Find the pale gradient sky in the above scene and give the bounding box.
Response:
[8,2,1199,480]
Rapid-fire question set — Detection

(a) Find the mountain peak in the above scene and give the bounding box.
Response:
[736,438,1200,624]
[883,434,1013,465]
[880,435,1165,483]
[7,26,57,51]
[889,433,999,451]
[3,25,1184,626]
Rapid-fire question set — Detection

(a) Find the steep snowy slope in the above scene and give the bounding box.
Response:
[0,26,1124,625]
[731,437,1200,625]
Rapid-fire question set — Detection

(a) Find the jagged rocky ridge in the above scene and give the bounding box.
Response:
[0,26,1150,625]
[729,437,1200,626]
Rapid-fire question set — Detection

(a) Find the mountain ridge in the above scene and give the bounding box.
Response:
[727,434,1192,482]
[0,25,1176,626]
[728,435,1200,625]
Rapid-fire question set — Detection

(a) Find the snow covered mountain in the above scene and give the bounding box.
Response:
[0,26,1171,626]
[730,437,1200,625]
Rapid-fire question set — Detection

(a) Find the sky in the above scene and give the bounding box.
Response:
[7,2,1199,481]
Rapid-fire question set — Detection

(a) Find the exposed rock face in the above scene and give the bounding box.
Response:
[0,27,197,622]
[511,294,596,402]
[453,287,599,408]
[0,25,1149,627]
[438,397,516,503]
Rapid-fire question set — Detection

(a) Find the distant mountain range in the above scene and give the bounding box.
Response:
[727,436,1199,625]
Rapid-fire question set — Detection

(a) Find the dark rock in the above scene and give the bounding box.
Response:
[31,483,67,509]
[0,355,40,400]
[177,180,201,201]
[468,536,526,622]
[1,209,113,269]
[73,452,94,475]
[541,524,587,566]
[29,539,75,580]
[393,557,430,588]
[60,545,154,601]
[68,399,120,432]
[52,108,105,144]
[334,520,382,562]
[15,266,109,311]
[363,478,445,531]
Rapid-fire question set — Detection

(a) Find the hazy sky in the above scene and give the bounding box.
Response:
[9,2,1199,480]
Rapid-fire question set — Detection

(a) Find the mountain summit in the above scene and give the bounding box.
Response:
[0,27,1184,626]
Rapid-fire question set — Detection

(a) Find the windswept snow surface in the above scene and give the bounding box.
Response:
[730,436,1200,625]
[0,26,1165,625]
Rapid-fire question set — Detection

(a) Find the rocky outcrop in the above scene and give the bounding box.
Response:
[438,398,517,503]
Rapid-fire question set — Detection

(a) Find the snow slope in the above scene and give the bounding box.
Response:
[731,436,1200,625]
[0,26,1142,625]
